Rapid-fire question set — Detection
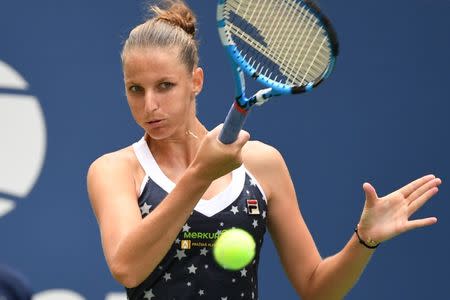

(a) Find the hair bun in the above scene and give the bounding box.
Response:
[152,1,197,38]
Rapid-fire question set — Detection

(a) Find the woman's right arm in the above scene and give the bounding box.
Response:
[87,126,249,288]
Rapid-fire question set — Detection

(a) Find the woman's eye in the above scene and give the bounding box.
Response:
[159,82,175,90]
[128,85,143,93]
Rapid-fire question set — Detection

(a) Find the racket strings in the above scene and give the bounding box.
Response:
[227,0,326,55]
[236,0,329,82]
[224,0,332,86]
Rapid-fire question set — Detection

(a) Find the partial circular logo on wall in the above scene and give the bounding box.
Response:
[0,60,47,218]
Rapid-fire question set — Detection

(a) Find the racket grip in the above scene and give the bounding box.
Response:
[219,102,249,144]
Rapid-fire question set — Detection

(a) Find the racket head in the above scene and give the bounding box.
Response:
[217,0,339,95]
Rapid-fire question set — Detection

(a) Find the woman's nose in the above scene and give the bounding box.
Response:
[144,92,159,112]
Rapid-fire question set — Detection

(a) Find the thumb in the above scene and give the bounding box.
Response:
[208,124,223,138]
[235,130,250,147]
[363,182,379,207]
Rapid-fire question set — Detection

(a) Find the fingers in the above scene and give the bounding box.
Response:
[407,185,440,216]
[398,174,436,198]
[192,125,249,181]
[407,177,441,203]
[207,124,249,159]
[212,124,249,148]
[405,217,438,232]
[210,124,249,147]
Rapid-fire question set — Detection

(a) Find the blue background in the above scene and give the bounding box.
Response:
[1,0,449,299]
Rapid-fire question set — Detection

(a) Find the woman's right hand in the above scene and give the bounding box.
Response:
[190,124,250,182]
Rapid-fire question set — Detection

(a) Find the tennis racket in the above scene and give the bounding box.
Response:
[217,0,339,144]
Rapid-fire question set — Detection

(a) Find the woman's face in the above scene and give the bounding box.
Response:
[123,47,203,141]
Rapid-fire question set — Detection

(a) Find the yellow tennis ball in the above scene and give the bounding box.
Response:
[213,228,256,271]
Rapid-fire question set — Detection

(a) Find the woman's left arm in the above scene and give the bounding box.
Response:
[305,175,441,300]
[244,143,441,300]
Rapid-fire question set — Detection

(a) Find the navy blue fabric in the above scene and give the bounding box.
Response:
[126,174,267,300]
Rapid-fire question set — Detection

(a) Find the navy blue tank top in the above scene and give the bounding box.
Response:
[126,137,268,300]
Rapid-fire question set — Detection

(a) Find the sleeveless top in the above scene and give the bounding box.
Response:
[126,137,268,300]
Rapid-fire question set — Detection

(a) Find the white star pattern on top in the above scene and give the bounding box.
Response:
[140,203,152,215]
[252,219,258,228]
[174,249,187,260]
[143,289,155,299]
[200,248,208,256]
[183,223,191,232]
[130,159,267,299]
[188,264,197,274]
[240,268,247,277]
[163,272,171,281]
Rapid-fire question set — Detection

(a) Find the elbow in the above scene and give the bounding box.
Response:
[301,288,336,300]
[303,294,343,300]
[109,260,144,288]
[301,289,317,300]
[302,285,345,300]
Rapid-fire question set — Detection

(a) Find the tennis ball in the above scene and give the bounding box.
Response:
[213,228,256,271]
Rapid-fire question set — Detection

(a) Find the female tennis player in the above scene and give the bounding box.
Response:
[87,1,442,299]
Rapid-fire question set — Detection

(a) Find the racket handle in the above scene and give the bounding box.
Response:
[219,102,249,144]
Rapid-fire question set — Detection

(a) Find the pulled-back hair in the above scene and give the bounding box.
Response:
[121,0,199,71]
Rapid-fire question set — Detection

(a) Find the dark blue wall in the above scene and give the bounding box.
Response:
[0,0,449,299]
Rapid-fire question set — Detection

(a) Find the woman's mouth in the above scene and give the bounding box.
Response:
[147,119,164,128]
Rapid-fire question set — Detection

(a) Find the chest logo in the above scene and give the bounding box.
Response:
[246,199,260,215]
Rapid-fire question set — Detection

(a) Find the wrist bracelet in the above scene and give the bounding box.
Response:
[354,226,380,249]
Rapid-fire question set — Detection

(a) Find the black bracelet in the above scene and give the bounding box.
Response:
[354,227,380,249]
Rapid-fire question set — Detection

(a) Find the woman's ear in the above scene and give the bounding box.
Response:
[192,67,204,96]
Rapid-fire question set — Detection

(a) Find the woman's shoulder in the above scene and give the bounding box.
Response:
[241,140,291,201]
[87,145,138,179]
[242,140,285,167]
[242,140,288,194]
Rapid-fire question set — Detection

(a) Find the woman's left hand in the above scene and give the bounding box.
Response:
[357,174,442,245]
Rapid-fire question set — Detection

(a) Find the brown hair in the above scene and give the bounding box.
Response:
[121,0,199,71]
